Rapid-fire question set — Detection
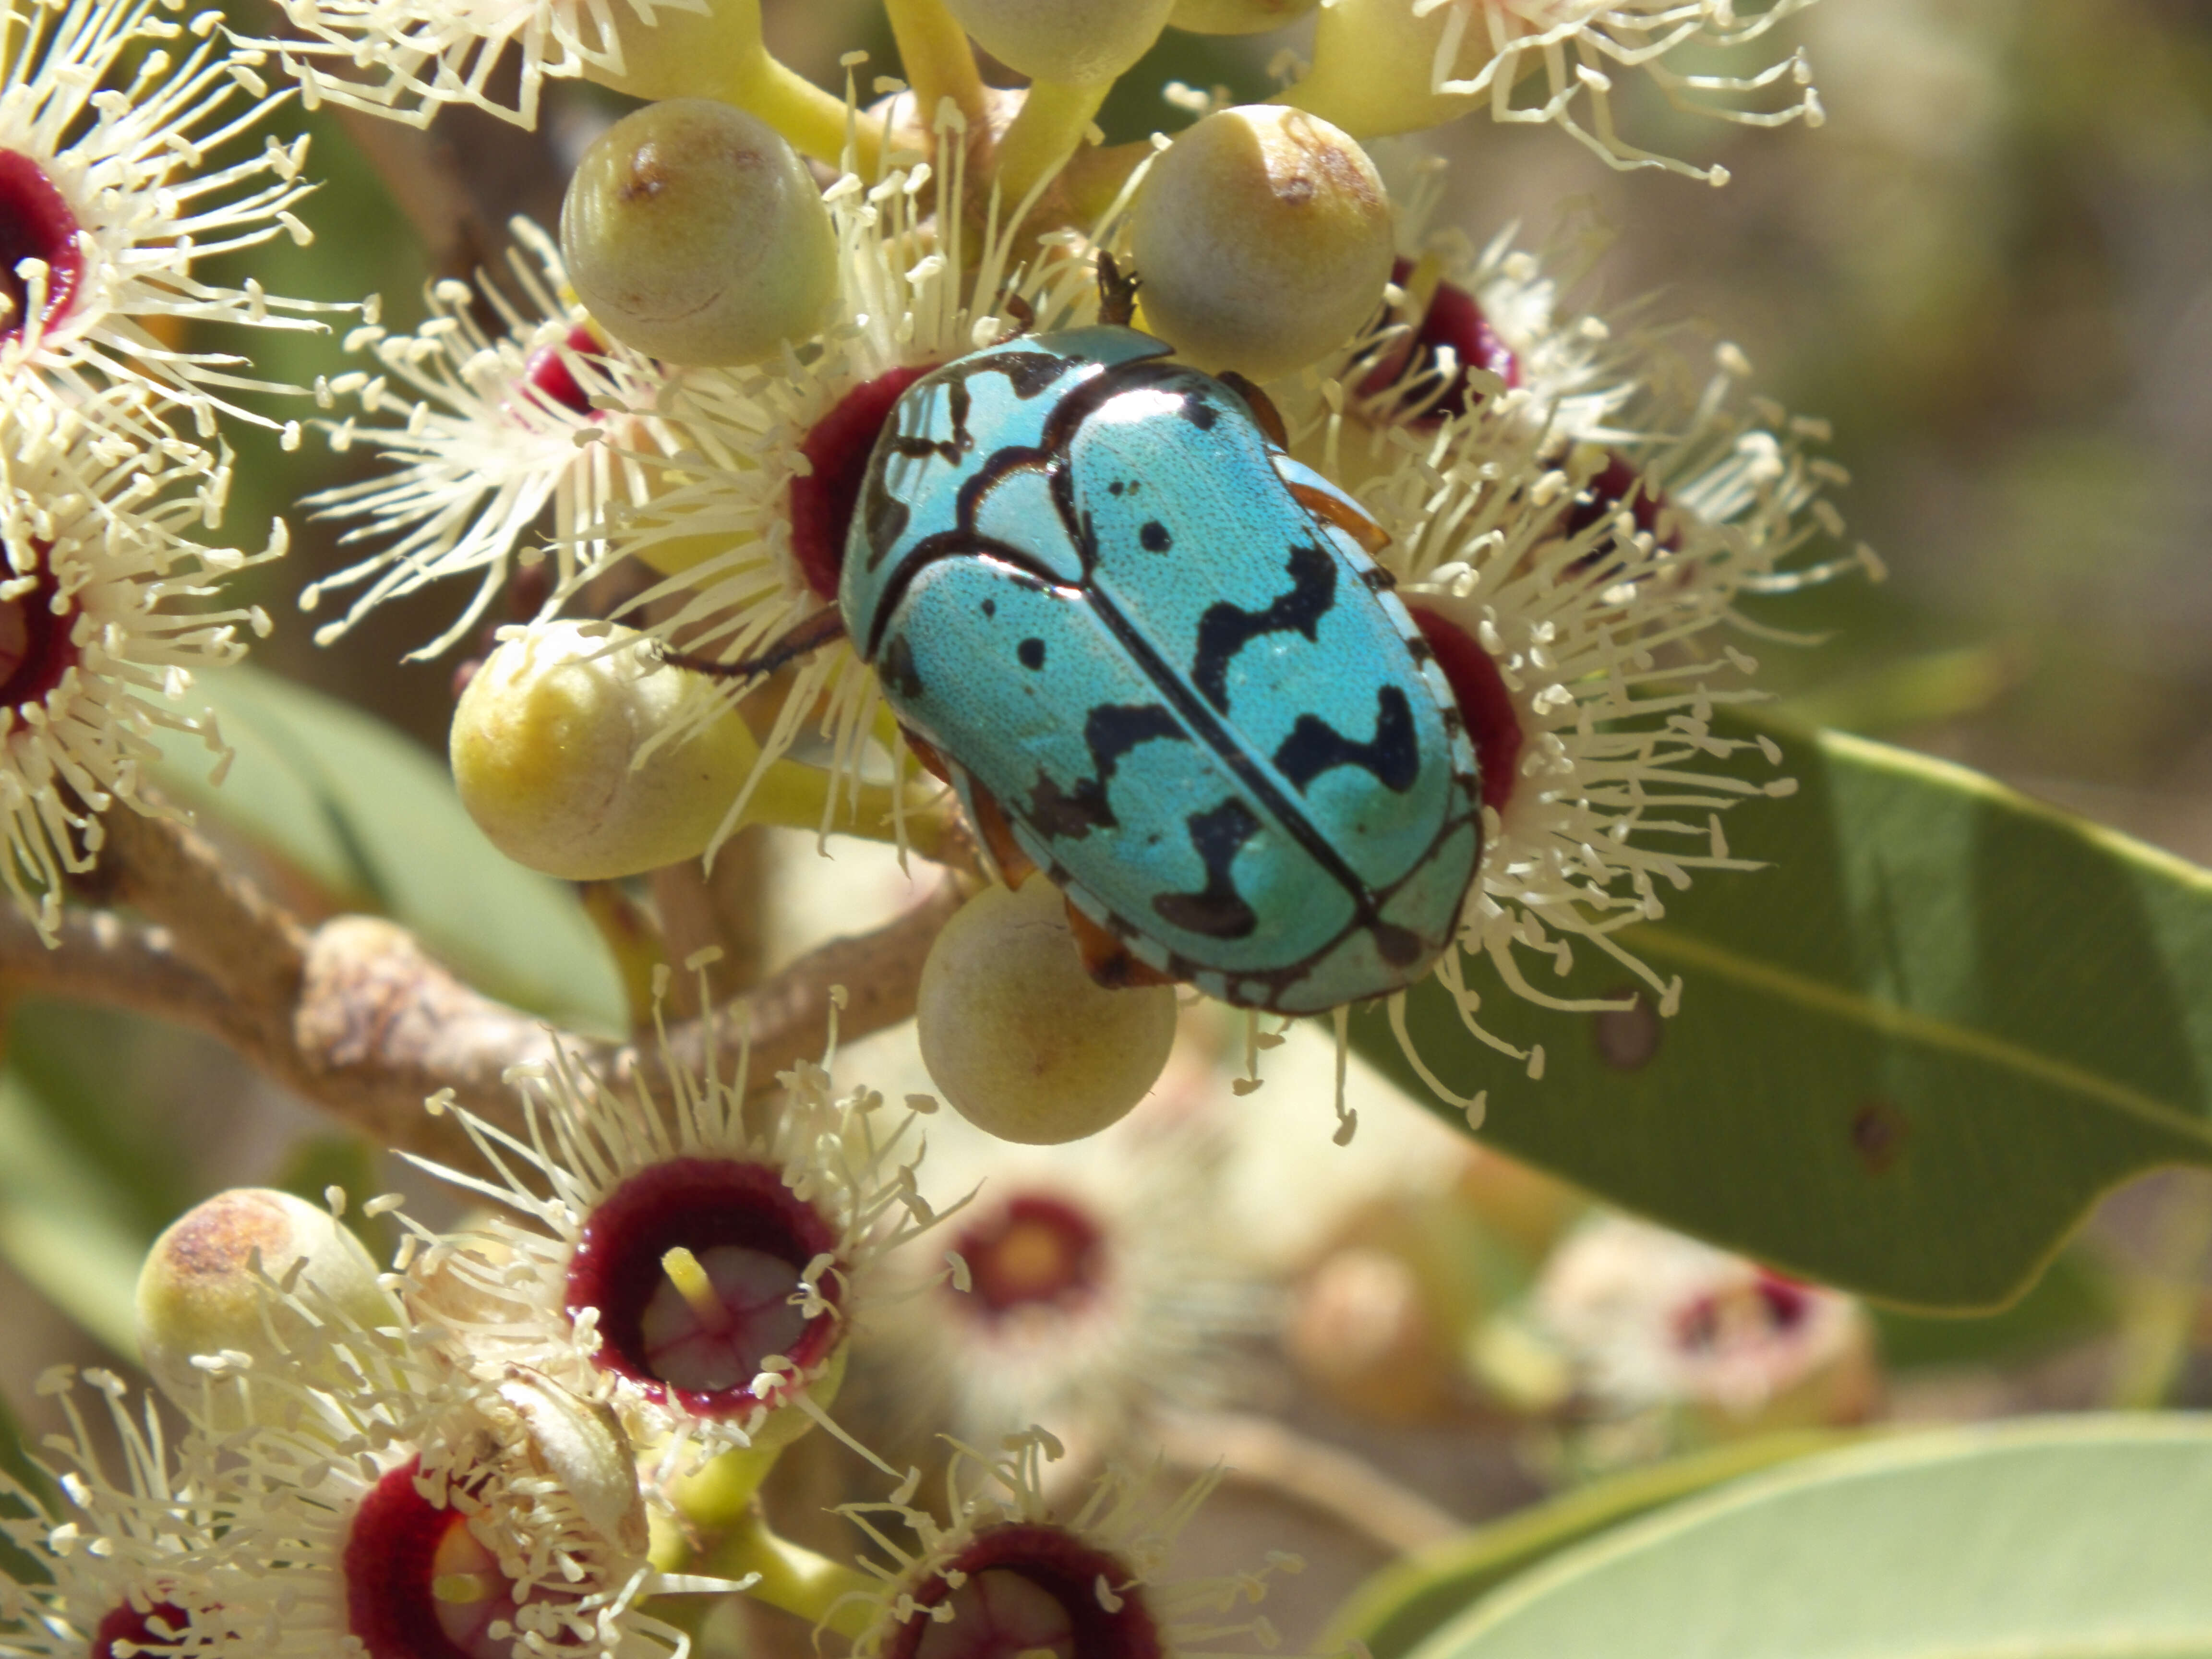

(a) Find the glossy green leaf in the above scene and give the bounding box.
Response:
[1353,715,2212,1310]
[1328,1432,1855,1659]
[1405,1417,2212,1659]
[150,664,625,1034]
[0,1069,152,1359]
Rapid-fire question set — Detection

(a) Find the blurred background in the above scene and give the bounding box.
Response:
[6,0,2212,1649]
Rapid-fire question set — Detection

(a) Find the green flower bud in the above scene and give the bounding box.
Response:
[1129,105,1392,381]
[942,0,1177,86]
[136,1188,397,1425]
[451,621,760,880]
[561,98,837,367]
[917,878,1179,1146]
[1168,0,1317,36]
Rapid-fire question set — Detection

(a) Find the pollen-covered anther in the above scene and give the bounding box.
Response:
[1129,105,1395,382]
[563,1155,842,1414]
[886,1525,1159,1659]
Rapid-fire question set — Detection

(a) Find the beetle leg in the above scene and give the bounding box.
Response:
[900,726,951,783]
[1064,900,1178,992]
[1287,481,1394,557]
[1097,251,1141,329]
[1001,290,1036,337]
[1217,370,1289,450]
[658,606,849,683]
[960,772,1040,890]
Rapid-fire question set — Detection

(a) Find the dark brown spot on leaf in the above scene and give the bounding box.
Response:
[1851,1099,1909,1175]
[1592,992,1663,1070]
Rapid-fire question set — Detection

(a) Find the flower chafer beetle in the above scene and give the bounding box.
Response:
[688,263,1483,1015]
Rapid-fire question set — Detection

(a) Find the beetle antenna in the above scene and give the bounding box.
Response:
[659,606,850,683]
[1097,251,1140,328]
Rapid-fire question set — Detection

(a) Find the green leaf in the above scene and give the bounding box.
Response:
[1874,1246,2117,1370]
[1328,1431,1856,1659]
[1403,1417,2212,1659]
[149,663,625,1034]
[0,1380,55,1589]
[0,1068,153,1359]
[1353,715,2212,1310]
[2,1002,198,1240]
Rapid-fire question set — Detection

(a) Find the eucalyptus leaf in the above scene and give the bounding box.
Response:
[0,1070,152,1359]
[0,1380,53,1588]
[149,664,625,1034]
[1403,1417,2212,1659]
[1874,1247,2116,1370]
[1328,1431,1855,1659]
[1352,715,2212,1310]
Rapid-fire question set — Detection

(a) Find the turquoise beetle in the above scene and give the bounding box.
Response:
[841,290,1484,1015]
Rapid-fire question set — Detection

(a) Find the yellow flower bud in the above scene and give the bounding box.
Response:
[450,621,760,880]
[917,878,1179,1146]
[561,98,837,367]
[1168,0,1317,36]
[942,0,1177,86]
[1129,105,1393,381]
[136,1189,397,1425]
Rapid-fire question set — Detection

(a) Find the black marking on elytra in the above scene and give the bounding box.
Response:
[857,341,1487,1004]
[1190,540,1337,714]
[1018,637,1046,670]
[1140,520,1171,553]
[1108,480,1125,496]
[878,633,924,699]
[1360,566,1396,592]
[981,598,996,618]
[1371,920,1424,967]
[1274,686,1419,795]
[1153,799,1262,939]
[1024,702,1189,841]
[1180,398,1218,431]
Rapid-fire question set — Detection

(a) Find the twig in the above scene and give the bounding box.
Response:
[1153,1408,1464,1555]
[37,812,964,1175]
